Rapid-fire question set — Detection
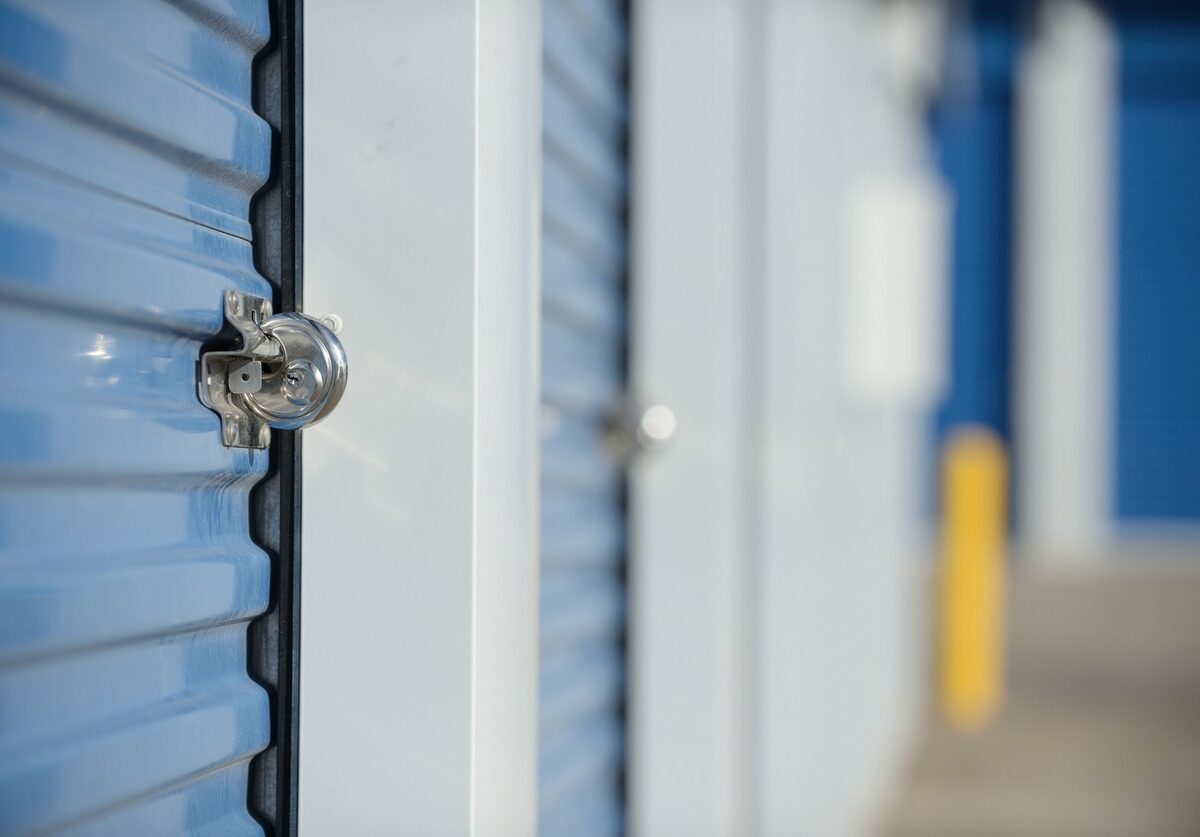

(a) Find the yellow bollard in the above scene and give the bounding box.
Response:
[939,427,1007,730]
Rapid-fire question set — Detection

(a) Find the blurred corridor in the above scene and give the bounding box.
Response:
[880,564,1200,837]
[2,0,1200,832]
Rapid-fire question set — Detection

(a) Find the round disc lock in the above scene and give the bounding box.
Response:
[199,291,348,448]
[244,313,347,430]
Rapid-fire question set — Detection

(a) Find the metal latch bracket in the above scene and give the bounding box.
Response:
[199,291,278,449]
[199,290,348,449]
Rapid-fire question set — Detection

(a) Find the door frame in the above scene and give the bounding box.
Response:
[298,2,541,832]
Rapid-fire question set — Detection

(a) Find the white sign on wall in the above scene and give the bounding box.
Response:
[844,172,951,405]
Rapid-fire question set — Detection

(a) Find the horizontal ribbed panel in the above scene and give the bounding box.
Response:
[0,1,273,833]
[1115,21,1200,520]
[540,1,629,835]
[0,0,269,240]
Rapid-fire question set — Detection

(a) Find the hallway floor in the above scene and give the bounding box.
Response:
[877,565,1200,837]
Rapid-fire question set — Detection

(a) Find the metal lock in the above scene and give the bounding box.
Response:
[199,290,348,448]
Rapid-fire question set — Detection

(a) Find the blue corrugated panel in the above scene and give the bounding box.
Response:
[934,13,1016,442]
[1115,12,1200,521]
[540,0,629,834]
[0,1,273,833]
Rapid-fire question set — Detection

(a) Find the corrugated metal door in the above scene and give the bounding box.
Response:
[539,1,630,833]
[0,1,284,832]
[1114,9,1200,522]
[933,10,1016,443]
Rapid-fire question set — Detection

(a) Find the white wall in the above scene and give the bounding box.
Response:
[300,1,541,833]
[757,2,942,833]
[629,1,753,833]
[1016,0,1116,565]
[298,1,944,832]
[631,1,946,834]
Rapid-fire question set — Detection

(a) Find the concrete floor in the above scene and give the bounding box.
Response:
[877,567,1200,837]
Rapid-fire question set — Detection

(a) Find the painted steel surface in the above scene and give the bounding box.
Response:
[1115,11,1200,521]
[540,1,629,834]
[0,1,274,832]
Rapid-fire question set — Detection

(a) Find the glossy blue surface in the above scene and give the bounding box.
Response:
[1115,14,1200,521]
[0,0,273,832]
[539,1,629,835]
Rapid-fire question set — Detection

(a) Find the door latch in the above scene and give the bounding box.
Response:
[603,398,677,463]
[199,290,348,449]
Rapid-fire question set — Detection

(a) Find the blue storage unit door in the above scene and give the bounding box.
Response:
[933,8,1016,443]
[0,1,279,832]
[1114,8,1200,522]
[539,0,630,834]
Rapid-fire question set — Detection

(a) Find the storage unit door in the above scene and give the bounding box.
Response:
[539,1,630,834]
[0,2,283,832]
[933,12,1016,443]
[1114,10,1200,523]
